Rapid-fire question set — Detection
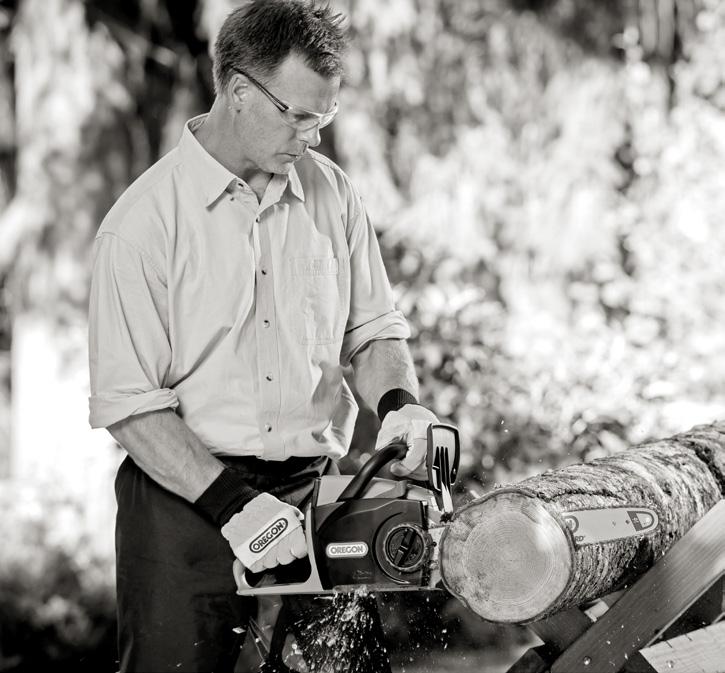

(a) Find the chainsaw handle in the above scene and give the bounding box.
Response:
[336,441,408,502]
[233,559,253,592]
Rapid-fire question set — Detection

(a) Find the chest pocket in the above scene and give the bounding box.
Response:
[290,256,345,345]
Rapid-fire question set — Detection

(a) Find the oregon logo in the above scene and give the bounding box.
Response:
[250,518,288,554]
[326,542,369,558]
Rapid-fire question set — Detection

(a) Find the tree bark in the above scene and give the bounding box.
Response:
[440,421,725,624]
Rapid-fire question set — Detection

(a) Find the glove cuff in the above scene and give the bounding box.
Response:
[195,467,260,526]
[377,388,419,421]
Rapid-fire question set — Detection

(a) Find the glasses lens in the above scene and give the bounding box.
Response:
[282,105,337,131]
[318,110,337,129]
[283,110,319,130]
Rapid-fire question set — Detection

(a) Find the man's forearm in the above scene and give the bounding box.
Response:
[351,339,419,414]
[108,408,225,502]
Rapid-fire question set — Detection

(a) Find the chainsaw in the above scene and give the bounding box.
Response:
[233,423,460,596]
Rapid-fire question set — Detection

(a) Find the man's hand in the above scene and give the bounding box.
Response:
[375,404,439,480]
[221,492,307,575]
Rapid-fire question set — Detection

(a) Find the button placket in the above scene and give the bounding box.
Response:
[254,213,284,459]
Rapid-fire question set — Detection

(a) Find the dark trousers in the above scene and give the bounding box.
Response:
[115,454,392,673]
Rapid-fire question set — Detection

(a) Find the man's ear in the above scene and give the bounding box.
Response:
[228,73,249,112]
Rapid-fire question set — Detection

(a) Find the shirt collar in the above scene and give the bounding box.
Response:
[178,114,306,206]
[179,115,238,207]
[286,163,305,202]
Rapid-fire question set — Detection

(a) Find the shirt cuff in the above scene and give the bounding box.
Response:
[89,388,180,429]
[341,310,411,366]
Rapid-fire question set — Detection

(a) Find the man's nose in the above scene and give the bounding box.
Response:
[297,124,321,148]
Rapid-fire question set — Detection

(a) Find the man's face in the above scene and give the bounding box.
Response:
[232,53,340,176]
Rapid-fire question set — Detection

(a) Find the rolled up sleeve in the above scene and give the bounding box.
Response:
[341,193,410,366]
[88,232,178,428]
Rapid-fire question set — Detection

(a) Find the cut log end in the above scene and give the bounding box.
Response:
[440,491,572,623]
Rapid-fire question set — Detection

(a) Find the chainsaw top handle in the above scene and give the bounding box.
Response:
[335,441,408,502]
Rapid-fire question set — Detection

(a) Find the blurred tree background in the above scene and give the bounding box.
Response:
[1,0,725,671]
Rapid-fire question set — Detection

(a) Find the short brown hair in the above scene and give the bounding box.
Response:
[213,0,347,94]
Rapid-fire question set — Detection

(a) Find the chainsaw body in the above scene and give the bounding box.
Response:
[235,424,459,596]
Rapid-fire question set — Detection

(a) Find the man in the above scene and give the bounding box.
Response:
[88,1,438,671]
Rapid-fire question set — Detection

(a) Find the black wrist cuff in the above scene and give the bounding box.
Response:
[195,468,260,527]
[377,388,419,421]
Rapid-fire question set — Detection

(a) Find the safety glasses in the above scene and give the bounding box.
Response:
[234,68,338,131]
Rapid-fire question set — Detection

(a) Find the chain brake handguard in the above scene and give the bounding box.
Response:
[425,424,460,514]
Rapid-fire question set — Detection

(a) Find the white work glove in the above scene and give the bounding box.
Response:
[375,404,439,480]
[221,492,307,575]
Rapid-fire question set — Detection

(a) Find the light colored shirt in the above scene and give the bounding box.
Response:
[88,115,409,460]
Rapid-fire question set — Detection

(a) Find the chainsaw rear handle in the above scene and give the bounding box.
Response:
[336,441,408,502]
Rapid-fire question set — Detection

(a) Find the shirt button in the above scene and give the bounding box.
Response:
[264,424,272,432]
[261,268,268,275]
[262,319,270,328]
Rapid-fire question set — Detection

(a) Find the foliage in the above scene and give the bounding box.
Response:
[0,483,117,672]
[333,0,725,500]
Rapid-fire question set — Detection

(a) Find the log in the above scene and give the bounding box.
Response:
[440,421,725,624]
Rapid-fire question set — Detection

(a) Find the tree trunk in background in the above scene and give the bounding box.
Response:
[0,14,14,478]
[440,421,725,623]
[1,0,140,555]
[0,19,13,208]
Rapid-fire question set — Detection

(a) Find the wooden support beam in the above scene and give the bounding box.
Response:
[528,606,593,655]
[659,577,724,641]
[639,621,725,673]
